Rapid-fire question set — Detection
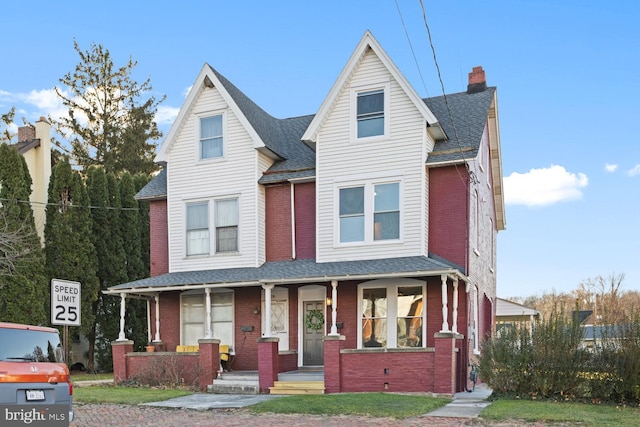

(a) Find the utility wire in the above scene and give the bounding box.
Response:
[0,197,140,211]
[417,0,478,187]
[395,0,429,97]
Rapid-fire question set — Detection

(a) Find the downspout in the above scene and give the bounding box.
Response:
[290,182,296,259]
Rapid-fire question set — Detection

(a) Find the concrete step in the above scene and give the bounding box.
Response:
[269,380,325,395]
[208,372,259,395]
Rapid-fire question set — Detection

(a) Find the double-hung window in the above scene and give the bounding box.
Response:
[359,280,425,349]
[352,82,389,141]
[200,115,223,160]
[357,89,384,138]
[186,202,209,256]
[186,197,239,256]
[215,198,238,253]
[338,181,400,244]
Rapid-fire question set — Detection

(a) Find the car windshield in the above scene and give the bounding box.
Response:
[0,328,64,363]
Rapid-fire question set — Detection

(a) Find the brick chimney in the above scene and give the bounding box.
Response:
[17,124,36,142]
[467,66,487,94]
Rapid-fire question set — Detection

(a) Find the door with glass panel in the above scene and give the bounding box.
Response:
[303,301,324,365]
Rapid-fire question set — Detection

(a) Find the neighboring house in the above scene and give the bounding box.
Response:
[107,31,506,395]
[495,297,540,337]
[13,117,52,245]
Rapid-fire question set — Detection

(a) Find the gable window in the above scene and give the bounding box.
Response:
[357,89,384,138]
[359,279,425,349]
[200,115,223,159]
[186,202,209,256]
[338,180,400,244]
[215,198,238,253]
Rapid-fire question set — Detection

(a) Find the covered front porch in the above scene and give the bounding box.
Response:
[107,257,473,395]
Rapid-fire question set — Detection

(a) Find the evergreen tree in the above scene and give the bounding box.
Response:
[119,172,147,351]
[54,40,164,175]
[86,166,127,371]
[44,159,99,339]
[133,173,151,274]
[0,143,47,324]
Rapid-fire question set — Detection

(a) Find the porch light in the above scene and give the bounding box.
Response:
[326,297,332,307]
[252,307,260,315]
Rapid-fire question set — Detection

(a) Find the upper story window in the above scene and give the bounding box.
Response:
[186,197,239,256]
[357,89,384,138]
[338,180,400,244]
[352,81,390,141]
[215,198,238,253]
[186,202,209,256]
[200,115,223,160]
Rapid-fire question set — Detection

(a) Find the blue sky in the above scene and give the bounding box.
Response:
[1,1,638,298]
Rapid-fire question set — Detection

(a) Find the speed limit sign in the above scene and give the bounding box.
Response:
[51,279,81,326]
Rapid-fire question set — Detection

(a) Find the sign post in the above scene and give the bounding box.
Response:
[51,279,81,365]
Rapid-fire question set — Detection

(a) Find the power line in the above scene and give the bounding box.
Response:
[417,0,478,187]
[0,197,140,211]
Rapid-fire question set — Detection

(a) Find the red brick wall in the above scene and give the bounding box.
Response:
[340,351,435,392]
[157,292,181,351]
[294,182,316,260]
[149,200,169,277]
[428,166,469,269]
[265,185,293,261]
[232,287,262,370]
[125,353,199,387]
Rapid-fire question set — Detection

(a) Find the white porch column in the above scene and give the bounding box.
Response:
[153,294,161,342]
[117,293,127,341]
[329,280,339,336]
[204,288,212,338]
[262,284,274,337]
[452,279,459,334]
[146,298,152,343]
[440,275,450,332]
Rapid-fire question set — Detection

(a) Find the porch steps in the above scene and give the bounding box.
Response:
[208,372,259,395]
[269,380,325,395]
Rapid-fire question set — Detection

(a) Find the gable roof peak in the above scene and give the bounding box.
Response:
[302,30,444,147]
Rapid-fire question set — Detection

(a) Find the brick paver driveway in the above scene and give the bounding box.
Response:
[70,403,514,426]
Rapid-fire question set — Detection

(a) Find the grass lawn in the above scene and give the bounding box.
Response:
[73,385,192,405]
[484,399,640,427]
[71,372,114,382]
[248,393,451,419]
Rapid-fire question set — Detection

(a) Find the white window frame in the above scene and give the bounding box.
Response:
[186,201,210,256]
[357,279,426,349]
[215,198,239,254]
[350,81,390,143]
[197,111,226,161]
[261,287,289,351]
[185,195,240,257]
[180,289,235,353]
[334,177,403,246]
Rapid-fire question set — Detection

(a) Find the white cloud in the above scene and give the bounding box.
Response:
[504,165,588,207]
[627,165,640,177]
[605,163,618,173]
[155,105,180,125]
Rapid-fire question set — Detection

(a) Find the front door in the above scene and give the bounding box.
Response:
[303,300,324,365]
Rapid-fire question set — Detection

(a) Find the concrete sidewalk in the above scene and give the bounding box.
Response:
[425,383,493,418]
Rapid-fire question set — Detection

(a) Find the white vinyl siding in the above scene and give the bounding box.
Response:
[316,49,429,262]
[166,85,264,271]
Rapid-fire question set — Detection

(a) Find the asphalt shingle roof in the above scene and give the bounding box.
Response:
[107,255,461,292]
[136,69,495,205]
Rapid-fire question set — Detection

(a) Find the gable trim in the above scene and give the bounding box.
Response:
[301,30,443,148]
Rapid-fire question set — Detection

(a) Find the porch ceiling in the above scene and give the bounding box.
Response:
[104,256,466,295]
